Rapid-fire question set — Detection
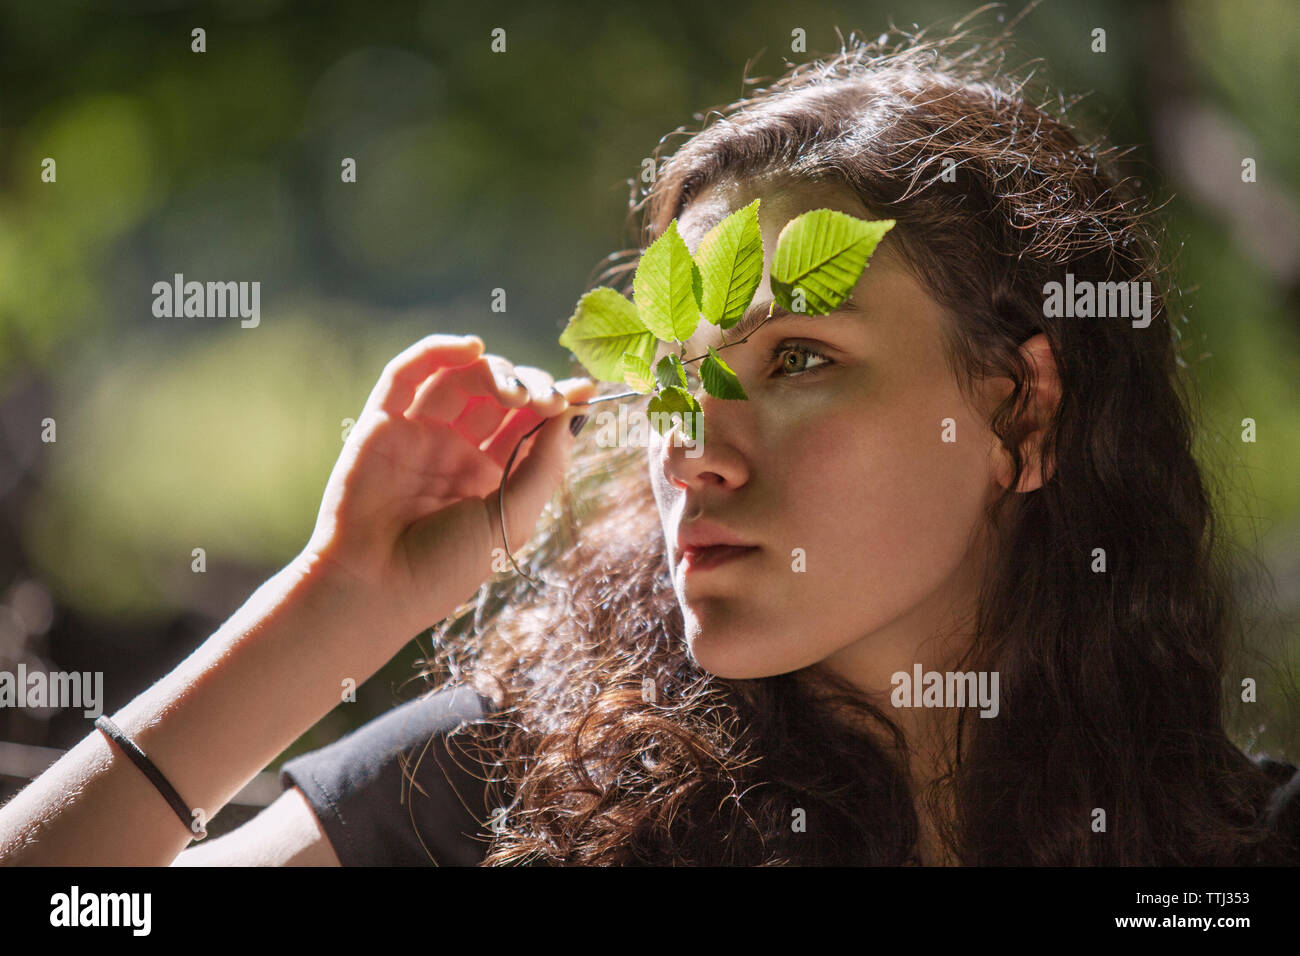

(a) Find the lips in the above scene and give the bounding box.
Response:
[679,543,759,572]
[674,519,758,568]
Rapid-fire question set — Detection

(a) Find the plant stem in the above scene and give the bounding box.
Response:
[680,300,775,365]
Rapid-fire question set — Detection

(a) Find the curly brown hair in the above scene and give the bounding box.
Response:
[417,8,1298,865]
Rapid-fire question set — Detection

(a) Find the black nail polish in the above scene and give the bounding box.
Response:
[568,414,589,436]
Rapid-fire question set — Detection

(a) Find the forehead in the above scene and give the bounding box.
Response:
[675,174,873,254]
[676,182,741,251]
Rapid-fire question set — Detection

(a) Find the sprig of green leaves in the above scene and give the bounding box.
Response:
[558,199,895,439]
[499,202,893,588]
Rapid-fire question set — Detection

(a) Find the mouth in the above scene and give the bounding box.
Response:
[679,544,760,573]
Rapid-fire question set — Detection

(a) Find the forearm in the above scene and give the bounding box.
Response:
[0,553,413,866]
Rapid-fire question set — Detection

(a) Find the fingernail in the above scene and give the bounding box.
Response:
[568,414,589,437]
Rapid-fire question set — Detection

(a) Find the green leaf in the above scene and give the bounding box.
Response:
[654,353,688,390]
[701,346,747,399]
[694,198,763,330]
[771,211,895,315]
[619,353,655,393]
[633,220,702,342]
[647,385,703,442]
[558,287,657,383]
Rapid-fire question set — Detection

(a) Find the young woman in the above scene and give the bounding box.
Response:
[3,23,1297,867]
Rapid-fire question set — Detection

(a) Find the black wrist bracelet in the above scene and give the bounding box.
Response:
[94,715,205,839]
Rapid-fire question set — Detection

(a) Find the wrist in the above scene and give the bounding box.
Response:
[103,554,406,827]
[280,547,403,637]
[286,544,463,654]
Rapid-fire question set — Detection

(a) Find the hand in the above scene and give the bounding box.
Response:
[297,333,596,634]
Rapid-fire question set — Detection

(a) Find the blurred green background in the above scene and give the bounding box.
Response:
[1,0,1298,835]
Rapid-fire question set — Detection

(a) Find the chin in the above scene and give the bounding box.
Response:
[685,621,809,680]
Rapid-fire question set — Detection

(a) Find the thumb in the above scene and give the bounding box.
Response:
[496,403,589,545]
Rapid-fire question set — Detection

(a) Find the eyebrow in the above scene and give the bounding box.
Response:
[723,296,867,341]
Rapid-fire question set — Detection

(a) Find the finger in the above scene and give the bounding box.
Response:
[552,375,600,406]
[481,406,548,468]
[483,381,600,553]
[495,398,594,535]
[408,359,569,430]
[406,355,529,424]
[453,394,512,446]
[510,366,566,417]
[480,377,597,467]
[481,356,536,410]
[363,334,485,418]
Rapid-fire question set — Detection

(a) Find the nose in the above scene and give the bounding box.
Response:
[657,389,750,491]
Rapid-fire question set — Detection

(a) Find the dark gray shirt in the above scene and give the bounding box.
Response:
[281,685,1300,865]
[279,685,495,866]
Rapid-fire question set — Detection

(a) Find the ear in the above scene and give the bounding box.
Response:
[986,333,1061,494]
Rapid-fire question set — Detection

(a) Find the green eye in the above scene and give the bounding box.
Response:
[769,343,833,377]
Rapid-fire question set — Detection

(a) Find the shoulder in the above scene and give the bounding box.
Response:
[279,684,503,866]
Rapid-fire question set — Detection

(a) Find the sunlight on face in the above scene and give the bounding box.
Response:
[646,175,1005,695]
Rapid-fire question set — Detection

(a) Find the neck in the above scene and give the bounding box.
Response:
[804,567,984,865]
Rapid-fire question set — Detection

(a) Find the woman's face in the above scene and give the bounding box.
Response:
[647,176,1009,694]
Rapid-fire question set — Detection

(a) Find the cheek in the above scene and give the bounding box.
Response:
[772,389,992,612]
